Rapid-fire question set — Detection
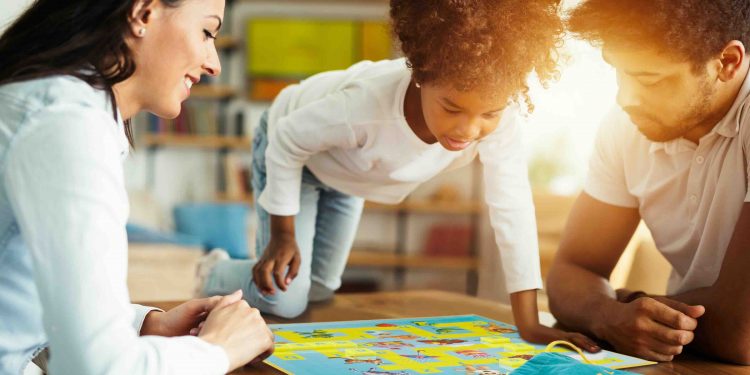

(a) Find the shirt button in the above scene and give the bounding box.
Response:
[690,195,698,203]
[696,156,705,164]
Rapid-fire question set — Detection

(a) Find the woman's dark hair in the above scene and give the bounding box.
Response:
[391,0,564,112]
[0,0,183,146]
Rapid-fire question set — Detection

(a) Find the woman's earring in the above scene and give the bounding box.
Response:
[138,28,146,37]
[415,82,421,89]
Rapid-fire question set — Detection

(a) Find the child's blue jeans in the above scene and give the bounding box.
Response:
[203,111,364,318]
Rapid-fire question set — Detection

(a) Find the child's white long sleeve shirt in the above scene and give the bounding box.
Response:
[259,59,542,293]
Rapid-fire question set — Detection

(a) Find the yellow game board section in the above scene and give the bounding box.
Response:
[496,343,536,352]
[275,321,514,344]
[275,340,358,353]
[342,348,379,357]
[590,357,625,366]
[373,340,544,373]
[480,336,511,345]
[275,325,441,342]
[267,316,656,374]
[272,321,574,373]
[276,328,372,342]
[274,352,305,361]
[380,349,490,373]
[273,336,550,373]
[498,356,527,369]
[426,322,503,339]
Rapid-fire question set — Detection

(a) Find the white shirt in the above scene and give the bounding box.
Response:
[258,59,542,293]
[0,76,229,374]
[585,74,750,295]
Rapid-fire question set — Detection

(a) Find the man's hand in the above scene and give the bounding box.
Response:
[594,296,705,361]
[252,234,301,295]
[141,292,243,336]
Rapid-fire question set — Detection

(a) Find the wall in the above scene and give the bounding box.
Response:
[1,0,618,304]
[122,0,490,293]
[0,0,32,32]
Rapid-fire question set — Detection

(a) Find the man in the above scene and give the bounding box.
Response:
[547,0,750,364]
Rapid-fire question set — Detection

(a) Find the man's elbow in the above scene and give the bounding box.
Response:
[715,332,750,365]
[697,318,750,365]
[713,348,750,365]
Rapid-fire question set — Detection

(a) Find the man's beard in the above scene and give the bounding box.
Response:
[626,84,714,143]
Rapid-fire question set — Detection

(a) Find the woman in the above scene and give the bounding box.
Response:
[0,0,273,374]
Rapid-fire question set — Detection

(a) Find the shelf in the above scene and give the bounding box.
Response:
[215,36,240,50]
[216,192,254,205]
[364,200,482,215]
[190,84,237,100]
[142,134,251,150]
[347,249,477,271]
[204,198,480,214]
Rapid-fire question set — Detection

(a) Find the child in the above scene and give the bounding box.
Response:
[198,0,599,351]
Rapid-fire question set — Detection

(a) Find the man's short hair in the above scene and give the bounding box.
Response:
[567,0,750,68]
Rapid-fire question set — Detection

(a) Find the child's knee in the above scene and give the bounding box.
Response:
[257,282,311,318]
[308,282,336,302]
[269,298,309,319]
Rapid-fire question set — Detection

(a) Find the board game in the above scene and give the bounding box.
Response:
[265,315,655,374]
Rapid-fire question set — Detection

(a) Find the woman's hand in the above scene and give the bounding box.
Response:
[140,292,243,336]
[199,291,275,371]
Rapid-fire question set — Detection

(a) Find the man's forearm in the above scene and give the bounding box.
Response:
[547,262,620,339]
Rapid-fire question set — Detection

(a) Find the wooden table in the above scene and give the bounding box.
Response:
[145,290,750,375]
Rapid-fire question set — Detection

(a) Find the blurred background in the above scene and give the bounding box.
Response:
[1,0,671,307]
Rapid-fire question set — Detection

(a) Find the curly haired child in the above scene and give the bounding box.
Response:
[197,0,599,350]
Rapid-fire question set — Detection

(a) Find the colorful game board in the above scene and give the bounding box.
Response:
[265,315,655,374]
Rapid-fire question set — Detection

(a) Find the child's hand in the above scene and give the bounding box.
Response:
[511,289,600,353]
[252,235,301,295]
[518,324,601,353]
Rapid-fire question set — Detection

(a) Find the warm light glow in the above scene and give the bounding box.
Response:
[524,37,618,194]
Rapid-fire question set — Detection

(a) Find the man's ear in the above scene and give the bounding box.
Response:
[128,0,157,38]
[716,40,746,82]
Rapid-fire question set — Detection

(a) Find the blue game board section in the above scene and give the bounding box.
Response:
[264,315,653,375]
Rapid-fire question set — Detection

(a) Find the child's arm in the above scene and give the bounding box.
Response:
[256,90,363,294]
[252,214,301,295]
[511,289,601,352]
